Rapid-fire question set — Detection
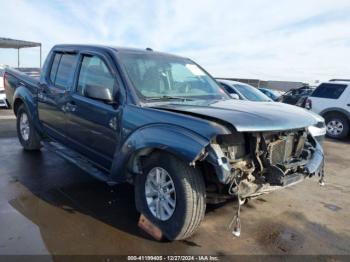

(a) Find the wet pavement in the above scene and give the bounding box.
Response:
[0,109,350,256]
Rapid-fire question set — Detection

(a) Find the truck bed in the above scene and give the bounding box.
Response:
[14,67,41,79]
[4,68,39,106]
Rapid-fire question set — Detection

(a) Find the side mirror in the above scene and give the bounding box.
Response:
[85,85,113,102]
[230,93,240,100]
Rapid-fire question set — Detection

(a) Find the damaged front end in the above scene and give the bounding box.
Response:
[206,128,325,200]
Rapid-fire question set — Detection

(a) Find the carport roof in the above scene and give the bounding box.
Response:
[0,37,41,49]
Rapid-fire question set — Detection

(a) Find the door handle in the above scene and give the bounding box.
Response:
[66,102,77,112]
[347,104,350,106]
[62,102,77,112]
[37,88,47,100]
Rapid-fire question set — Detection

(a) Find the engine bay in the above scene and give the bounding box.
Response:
[206,128,324,199]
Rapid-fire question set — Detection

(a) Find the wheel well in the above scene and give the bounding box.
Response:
[127,147,217,188]
[322,110,350,123]
[127,148,157,175]
[128,148,191,175]
[13,98,24,116]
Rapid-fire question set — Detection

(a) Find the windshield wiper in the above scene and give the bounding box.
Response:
[145,95,194,101]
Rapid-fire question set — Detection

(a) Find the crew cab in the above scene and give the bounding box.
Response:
[4,44,325,240]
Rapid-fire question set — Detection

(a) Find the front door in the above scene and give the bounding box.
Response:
[65,53,120,170]
[38,52,77,141]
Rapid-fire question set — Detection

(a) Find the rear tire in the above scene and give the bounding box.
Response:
[134,152,206,240]
[16,104,42,150]
[325,113,349,139]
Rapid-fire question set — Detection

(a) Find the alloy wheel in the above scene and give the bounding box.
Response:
[19,112,30,141]
[145,167,176,221]
[327,119,344,137]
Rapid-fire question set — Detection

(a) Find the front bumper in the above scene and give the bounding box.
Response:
[305,141,324,174]
[314,135,324,145]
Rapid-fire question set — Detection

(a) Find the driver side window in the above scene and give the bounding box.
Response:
[77,55,115,98]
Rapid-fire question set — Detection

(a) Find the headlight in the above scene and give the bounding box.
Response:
[308,121,326,138]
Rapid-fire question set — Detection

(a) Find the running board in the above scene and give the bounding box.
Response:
[43,141,117,186]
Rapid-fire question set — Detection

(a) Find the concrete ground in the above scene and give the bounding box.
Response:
[0,109,349,256]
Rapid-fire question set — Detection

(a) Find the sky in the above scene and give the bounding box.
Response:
[1,0,350,83]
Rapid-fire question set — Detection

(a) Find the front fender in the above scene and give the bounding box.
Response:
[110,124,210,183]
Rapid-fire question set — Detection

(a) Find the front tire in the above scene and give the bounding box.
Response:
[325,113,349,139]
[16,104,42,150]
[135,152,206,240]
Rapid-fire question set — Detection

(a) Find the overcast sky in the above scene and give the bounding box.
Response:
[1,0,350,83]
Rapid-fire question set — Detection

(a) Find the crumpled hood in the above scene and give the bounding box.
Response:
[152,99,319,132]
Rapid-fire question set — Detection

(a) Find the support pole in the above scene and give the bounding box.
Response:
[39,44,42,68]
[17,48,20,68]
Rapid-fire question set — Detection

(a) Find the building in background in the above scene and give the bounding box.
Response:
[218,77,306,92]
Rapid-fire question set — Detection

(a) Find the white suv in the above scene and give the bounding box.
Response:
[0,67,8,108]
[306,80,350,139]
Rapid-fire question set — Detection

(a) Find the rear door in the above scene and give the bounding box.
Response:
[64,52,121,169]
[38,52,77,141]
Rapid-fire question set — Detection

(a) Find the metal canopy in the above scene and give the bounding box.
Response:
[0,37,41,49]
[0,37,42,67]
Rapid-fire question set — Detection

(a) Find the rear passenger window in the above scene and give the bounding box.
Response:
[49,53,61,83]
[54,54,76,89]
[312,83,347,99]
[77,55,115,98]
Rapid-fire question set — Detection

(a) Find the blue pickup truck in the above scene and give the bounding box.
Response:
[4,44,325,240]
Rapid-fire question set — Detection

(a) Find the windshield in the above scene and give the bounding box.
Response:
[234,84,271,102]
[118,53,228,101]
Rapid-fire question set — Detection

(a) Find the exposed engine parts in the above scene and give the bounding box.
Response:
[205,129,325,238]
[207,128,324,199]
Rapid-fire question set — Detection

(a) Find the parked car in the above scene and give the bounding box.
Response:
[217,79,272,101]
[306,80,350,139]
[0,66,9,108]
[217,80,325,142]
[279,86,314,105]
[5,44,325,240]
[258,87,282,101]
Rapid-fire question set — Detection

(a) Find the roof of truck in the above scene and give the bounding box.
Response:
[53,44,186,59]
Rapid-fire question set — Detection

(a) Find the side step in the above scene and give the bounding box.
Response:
[43,141,117,185]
